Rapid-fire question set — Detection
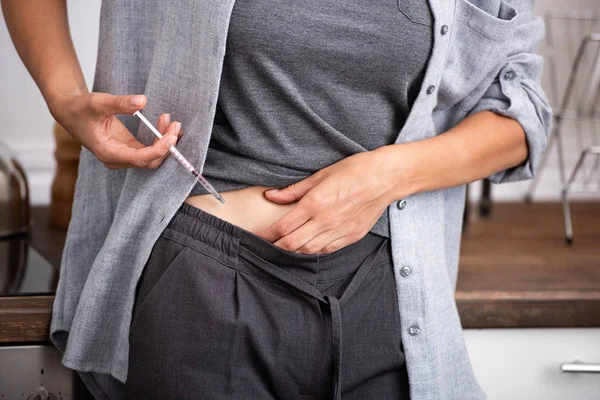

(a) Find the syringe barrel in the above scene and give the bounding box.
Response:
[168,145,196,173]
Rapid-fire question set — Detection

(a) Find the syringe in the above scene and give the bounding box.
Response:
[133,110,226,204]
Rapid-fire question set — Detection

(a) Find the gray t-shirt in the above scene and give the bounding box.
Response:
[192,0,433,237]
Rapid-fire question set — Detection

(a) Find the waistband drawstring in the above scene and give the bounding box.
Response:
[238,238,390,400]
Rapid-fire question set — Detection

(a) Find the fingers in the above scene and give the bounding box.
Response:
[152,113,171,145]
[257,194,366,254]
[138,121,182,169]
[105,120,182,169]
[90,92,147,116]
[272,220,330,253]
[297,230,349,255]
[257,203,312,243]
[312,235,353,255]
[157,113,170,136]
[264,174,324,204]
[147,121,184,168]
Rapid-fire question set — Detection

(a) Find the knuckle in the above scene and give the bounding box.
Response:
[321,243,339,254]
[280,238,298,252]
[115,96,129,112]
[275,222,293,237]
[131,157,147,168]
[94,146,109,163]
[147,160,160,169]
[301,241,321,255]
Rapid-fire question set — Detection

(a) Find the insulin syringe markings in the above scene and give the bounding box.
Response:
[133,110,225,204]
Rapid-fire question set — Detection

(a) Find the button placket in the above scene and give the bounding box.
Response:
[388,14,452,385]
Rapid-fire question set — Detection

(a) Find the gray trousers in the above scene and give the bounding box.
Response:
[125,202,410,399]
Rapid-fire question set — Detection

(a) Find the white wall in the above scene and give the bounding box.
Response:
[1,1,599,204]
[0,1,101,204]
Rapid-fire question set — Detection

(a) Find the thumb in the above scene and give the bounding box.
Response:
[91,93,147,115]
[263,176,319,204]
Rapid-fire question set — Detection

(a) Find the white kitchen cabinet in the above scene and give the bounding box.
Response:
[464,328,600,400]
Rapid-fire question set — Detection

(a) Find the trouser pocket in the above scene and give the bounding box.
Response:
[130,236,188,330]
[127,242,239,398]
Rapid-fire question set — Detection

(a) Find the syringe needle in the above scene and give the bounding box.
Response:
[193,170,226,204]
[133,110,226,204]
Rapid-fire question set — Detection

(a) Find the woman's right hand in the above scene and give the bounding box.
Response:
[50,92,183,170]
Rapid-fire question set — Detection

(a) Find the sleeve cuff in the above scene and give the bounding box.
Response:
[468,63,553,184]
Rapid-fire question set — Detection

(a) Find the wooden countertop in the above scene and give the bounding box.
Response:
[0,207,65,343]
[456,201,600,328]
[1,202,599,343]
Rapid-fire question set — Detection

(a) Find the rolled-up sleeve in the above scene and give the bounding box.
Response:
[468,0,553,183]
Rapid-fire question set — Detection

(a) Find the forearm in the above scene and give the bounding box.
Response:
[378,111,529,201]
[1,0,88,115]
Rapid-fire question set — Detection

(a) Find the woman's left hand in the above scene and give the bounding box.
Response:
[256,148,410,254]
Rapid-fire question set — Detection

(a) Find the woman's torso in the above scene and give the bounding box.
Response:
[187,0,433,239]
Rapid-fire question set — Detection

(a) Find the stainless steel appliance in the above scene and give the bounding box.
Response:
[0,138,30,294]
[0,140,93,399]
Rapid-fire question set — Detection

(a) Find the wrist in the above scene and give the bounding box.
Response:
[46,87,88,123]
[41,68,89,121]
[372,143,423,204]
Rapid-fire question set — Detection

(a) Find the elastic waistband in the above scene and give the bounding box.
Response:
[165,202,391,282]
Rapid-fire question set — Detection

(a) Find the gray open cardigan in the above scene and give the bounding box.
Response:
[50,0,551,398]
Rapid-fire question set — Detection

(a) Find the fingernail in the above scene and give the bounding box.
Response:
[132,95,145,107]
[164,113,171,125]
[266,188,279,194]
[174,122,182,135]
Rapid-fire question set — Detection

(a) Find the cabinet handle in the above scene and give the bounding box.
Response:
[561,362,600,373]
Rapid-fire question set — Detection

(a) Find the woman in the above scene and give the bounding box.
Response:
[2,0,551,399]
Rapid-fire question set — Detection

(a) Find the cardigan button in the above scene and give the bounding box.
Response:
[397,199,407,210]
[409,325,421,336]
[504,70,516,81]
[400,266,412,277]
[426,85,436,95]
[441,25,449,35]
